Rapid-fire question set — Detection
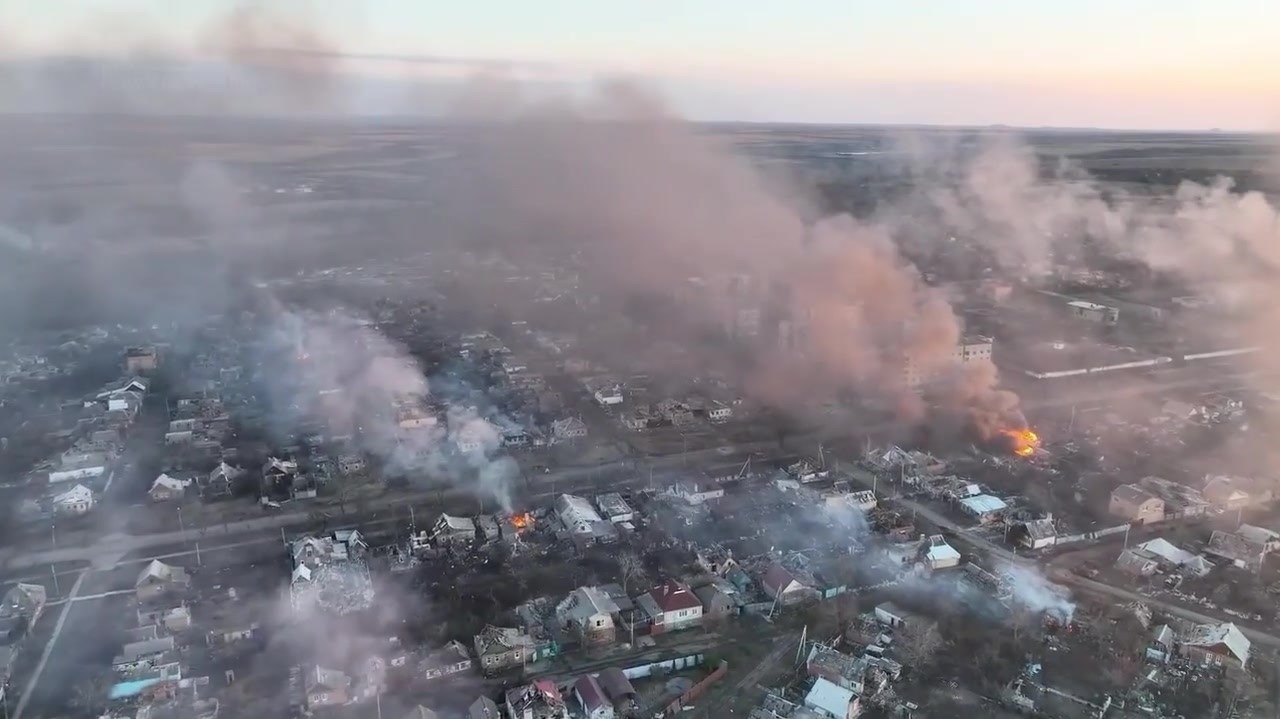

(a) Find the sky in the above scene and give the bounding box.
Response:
[6,0,1280,130]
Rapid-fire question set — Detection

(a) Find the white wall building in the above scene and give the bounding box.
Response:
[556,494,604,535]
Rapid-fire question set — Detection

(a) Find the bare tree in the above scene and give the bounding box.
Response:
[619,551,648,593]
[70,672,113,715]
[895,620,945,671]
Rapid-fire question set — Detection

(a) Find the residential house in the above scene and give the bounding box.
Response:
[420,640,473,680]
[593,385,624,407]
[337,453,367,476]
[112,637,179,678]
[0,583,47,642]
[596,667,636,711]
[556,494,604,536]
[665,480,725,505]
[804,677,858,719]
[202,462,244,499]
[761,563,814,606]
[52,483,94,516]
[958,494,1008,523]
[843,490,878,512]
[807,644,868,695]
[136,560,190,603]
[1109,484,1165,524]
[921,535,962,570]
[1180,622,1250,669]
[206,622,260,648]
[468,696,502,719]
[707,401,733,422]
[694,581,739,622]
[874,602,911,628]
[433,514,477,545]
[594,493,634,523]
[1115,549,1160,577]
[1138,476,1209,518]
[125,347,159,373]
[305,665,351,709]
[505,679,567,719]
[1239,524,1280,552]
[1133,538,1213,576]
[1203,475,1271,510]
[557,586,619,646]
[149,474,190,502]
[551,417,588,443]
[573,674,614,719]
[637,579,703,634]
[474,625,534,673]
[261,457,301,500]
[505,425,535,448]
[1147,625,1175,664]
[1018,518,1057,550]
[784,459,828,483]
[1205,530,1268,572]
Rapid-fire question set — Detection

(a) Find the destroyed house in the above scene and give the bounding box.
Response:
[419,640,473,680]
[1203,475,1270,510]
[474,625,533,673]
[594,492,634,523]
[1180,622,1250,669]
[1018,519,1057,549]
[0,583,46,642]
[433,514,476,544]
[506,679,567,719]
[1115,548,1160,576]
[1109,484,1165,524]
[1138,476,1209,518]
[305,665,351,709]
[1205,530,1268,572]
[807,644,868,695]
[784,458,829,483]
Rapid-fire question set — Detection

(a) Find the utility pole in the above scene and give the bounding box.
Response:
[50,523,56,549]
[195,541,202,567]
[50,564,60,596]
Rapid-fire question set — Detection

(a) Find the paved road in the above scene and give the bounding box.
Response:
[0,442,791,573]
[12,572,86,719]
[1052,569,1280,649]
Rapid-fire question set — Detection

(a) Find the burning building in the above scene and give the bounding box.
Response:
[1000,427,1041,457]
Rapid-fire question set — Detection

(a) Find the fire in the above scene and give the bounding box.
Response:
[1001,428,1041,457]
[511,512,534,530]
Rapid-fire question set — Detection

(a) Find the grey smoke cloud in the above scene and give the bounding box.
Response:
[257,305,519,511]
[439,81,1029,434]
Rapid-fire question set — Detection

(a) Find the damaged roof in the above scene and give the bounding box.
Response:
[1182,622,1250,665]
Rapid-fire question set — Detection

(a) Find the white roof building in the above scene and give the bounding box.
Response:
[556,494,603,535]
[804,677,855,719]
[150,474,191,495]
[1136,538,1196,566]
[52,484,94,515]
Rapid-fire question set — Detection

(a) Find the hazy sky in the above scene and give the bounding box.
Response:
[8,0,1280,130]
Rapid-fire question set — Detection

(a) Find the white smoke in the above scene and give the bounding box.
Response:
[998,561,1075,622]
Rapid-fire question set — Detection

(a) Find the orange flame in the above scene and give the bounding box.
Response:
[1001,428,1040,457]
[511,512,534,530]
